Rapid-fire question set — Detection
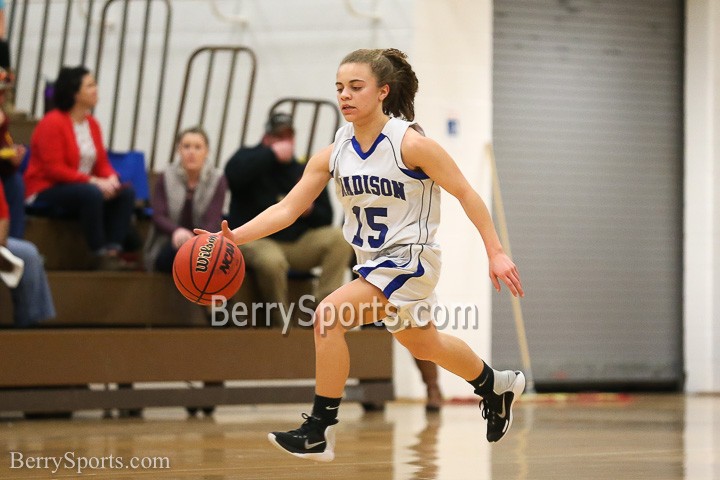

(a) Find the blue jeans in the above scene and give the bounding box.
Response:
[1,171,26,239]
[7,238,56,327]
[154,241,177,274]
[32,183,135,252]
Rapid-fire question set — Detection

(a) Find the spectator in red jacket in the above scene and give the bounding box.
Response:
[23,66,135,269]
[0,67,27,238]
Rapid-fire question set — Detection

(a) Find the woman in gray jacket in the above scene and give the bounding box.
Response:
[144,127,227,273]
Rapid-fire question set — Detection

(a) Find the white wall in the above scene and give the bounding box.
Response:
[393,0,494,401]
[685,0,720,393]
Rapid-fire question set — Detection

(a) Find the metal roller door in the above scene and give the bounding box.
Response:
[491,0,683,388]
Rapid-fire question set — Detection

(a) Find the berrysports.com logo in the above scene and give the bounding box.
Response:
[9,451,170,475]
[209,294,481,334]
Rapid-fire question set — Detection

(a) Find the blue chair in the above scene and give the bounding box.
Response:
[108,150,152,217]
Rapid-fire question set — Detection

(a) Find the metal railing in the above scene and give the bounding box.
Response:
[7,0,172,168]
[8,0,97,117]
[94,0,171,165]
[5,3,338,171]
[172,45,257,169]
[268,97,341,162]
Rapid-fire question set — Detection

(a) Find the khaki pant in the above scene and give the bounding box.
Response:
[239,226,353,308]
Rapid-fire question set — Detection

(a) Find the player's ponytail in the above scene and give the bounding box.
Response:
[340,48,419,121]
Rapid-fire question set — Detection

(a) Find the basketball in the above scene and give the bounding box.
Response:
[172,233,245,305]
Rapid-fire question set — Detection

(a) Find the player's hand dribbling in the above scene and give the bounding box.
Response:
[193,220,237,245]
[489,252,524,297]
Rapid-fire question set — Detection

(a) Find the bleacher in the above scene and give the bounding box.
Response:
[0,0,392,417]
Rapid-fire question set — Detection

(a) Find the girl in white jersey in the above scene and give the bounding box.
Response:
[197,48,525,462]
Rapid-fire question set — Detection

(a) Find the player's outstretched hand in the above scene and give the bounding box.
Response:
[489,252,524,297]
[193,220,237,244]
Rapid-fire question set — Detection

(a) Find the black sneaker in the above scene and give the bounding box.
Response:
[267,413,338,462]
[479,370,525,442]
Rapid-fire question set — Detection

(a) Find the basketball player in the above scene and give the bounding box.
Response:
[197,48,525,462]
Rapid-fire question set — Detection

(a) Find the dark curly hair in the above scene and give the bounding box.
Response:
[52,66,90,111]
[340,48,419,121]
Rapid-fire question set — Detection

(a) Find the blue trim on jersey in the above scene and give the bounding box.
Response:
[383,258,426,299]
[356,259,397,278]
[384,132,431,180]
[399,167,430,180]
[356,246,415,278]
[352,133,386,159]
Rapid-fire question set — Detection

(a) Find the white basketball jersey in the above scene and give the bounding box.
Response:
[329,117,441,260]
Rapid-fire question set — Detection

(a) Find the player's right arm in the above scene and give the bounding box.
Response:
[196,144,334,245]
[402,130,524,297]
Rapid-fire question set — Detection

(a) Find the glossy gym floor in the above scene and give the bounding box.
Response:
[0,394,718,479]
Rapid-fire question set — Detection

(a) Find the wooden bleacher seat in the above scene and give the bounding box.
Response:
[0,218,393,416]
[0,269,320,328]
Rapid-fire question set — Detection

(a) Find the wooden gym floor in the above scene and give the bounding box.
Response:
[0,393,718,479]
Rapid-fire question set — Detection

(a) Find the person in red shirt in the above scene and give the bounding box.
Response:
[0,181,55,326]
[0,67,28,239]
[23,66,135,268]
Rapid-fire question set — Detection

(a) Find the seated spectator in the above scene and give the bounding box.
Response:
[0,67,27,238]
[0,181,55,327]
[224,112,353,325]
[23,66,135,270]
[144,126,227,273]
[141,127,226,418]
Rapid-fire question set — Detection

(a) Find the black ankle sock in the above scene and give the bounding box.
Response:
[311,394,341,423]
[468,361,494,396]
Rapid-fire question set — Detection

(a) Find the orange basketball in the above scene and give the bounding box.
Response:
[172,233,245,305]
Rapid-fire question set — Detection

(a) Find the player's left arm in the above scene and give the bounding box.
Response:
[402,130,524,297]
[196,145,334,246]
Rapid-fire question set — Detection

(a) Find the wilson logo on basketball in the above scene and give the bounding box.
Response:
[173,233,245,305]
[219,243,236,275]
[195,235,218,272]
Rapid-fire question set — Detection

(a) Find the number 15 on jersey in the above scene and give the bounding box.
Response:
[351,206,388,248]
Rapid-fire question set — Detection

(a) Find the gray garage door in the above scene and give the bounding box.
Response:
[491,0,683,388]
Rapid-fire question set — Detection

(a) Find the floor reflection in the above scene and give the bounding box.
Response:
[392,394,720,480]
[405,413,441,480]
[684,395,720,480]
[0,394,717,479]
